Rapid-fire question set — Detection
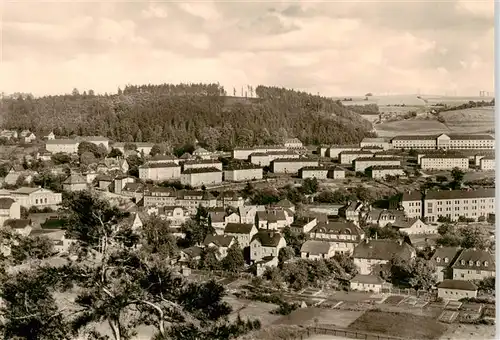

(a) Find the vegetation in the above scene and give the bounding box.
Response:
[0,84,374,149]
[436,223,492,250]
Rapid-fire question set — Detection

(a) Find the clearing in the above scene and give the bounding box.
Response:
[347,310,448,340]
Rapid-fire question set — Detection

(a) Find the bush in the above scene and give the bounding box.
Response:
[271,302,299,315]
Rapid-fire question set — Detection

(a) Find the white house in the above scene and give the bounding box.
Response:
[45,139,79,154]
[224,165,263,182]
[192,147,212,160]
[180,168,223,187]
[430,246,462,282]
[202,234,235,260]
[249,230,286,263]
[300,240,335,260]
[391,217,437,235]
[437,280,478,300]
[10,187,62,209]
[353,239,416,275]
[0,198,21,227]
[223,223,258,248]
[209,211,227,235]
[479,156,495,171]
[62,173,88,192]
[139,162,181,181]
[350,274,386,293]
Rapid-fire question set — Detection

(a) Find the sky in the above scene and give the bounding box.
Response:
[0,0,494,97]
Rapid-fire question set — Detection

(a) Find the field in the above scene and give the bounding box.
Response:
[347,310,448,340]
[374,119,450,137]
[223,296,282,327]
[273,307,364,328]
[440,107,495,133]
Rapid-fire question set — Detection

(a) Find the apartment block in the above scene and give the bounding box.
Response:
[271,158,319,174]
[420,155,469,170]
[232,145,288,160]
[183,159,223,171]
[479,156,495,170]
[45,139,79,154]
[327,145,361,159]
[139,162,181,181]
[390,133,494,150]
[249,151,299,167]
[180,167,222,187]
[299,166,328,179]
[354,157,401,172]
[224,164,263,182]
[368,165,405,179]
[339,150,374,165]
[360,137,391,150]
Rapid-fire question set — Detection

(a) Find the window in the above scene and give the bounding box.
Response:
[436,257,441,263]
[444,257,449,263]
[35,199,38,204]
[484,261,489,266]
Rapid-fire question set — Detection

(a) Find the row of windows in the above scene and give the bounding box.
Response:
[35,198,48,204]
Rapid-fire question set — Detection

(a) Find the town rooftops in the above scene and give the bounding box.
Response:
[451,248,495,271]
[184,159,220,165]
[361,137,390,143]
[11,187,42,195]
[182,167,221,174]
[430,246,462,266]
[339,150,374,155]
[140,162,180,169]
[425,188,495,200]
[437,279,478,291]
[300,240,331,255]
[369,165,404,170]
[271,158,318,163]
[177,190,215,200]
[46,139,78,144]
[311,221,363,236]
[63,173,87,184]
[224,222,255,234]
[251,230,283,247]
[350,274,385,285]
[391,217,423,229]
[353,239,414,261]
[275,199,294,208]
[203,234,234,248]
[447,134,494,140]
[402,191,422,201]
[421,154,468,159]
[329,144,360,148]
[0,197,16,209]
[150,155,178,161]
[354,157,401,162]
[225,163,262,170]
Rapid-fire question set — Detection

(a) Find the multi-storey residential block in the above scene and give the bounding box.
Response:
[317,145,329,157]
[299,166,328,179]
[452,248,495,281]
[139,162,181,181]
[290,217,317,234]
[400,191,423,219]
[480,156,495,170]
[328,167,346,179]
[420,155,469,170]
[192,147,212,160]
[354,157,401,172]
[367,165,405,179]
[232,145,288,160]
[391,135,437,150]
[180,167,222,187]
[353,239,416,275]
[271,158,319,174]
[360,137,391,150]
[364,208,405,227]
[424,188,495,222]
[45,139,79,154]
[327,145,361,159]
[391,133,495,150]
[284,138,304,149]
[249,151,299,167]
[308,220,365,255]
[339,150,374,165]
[216,191,245,209]
[183,160,223,171]
[224,164,263,182]
[10,187,62,209]
[176,190,217,214]
[148,155,179,164]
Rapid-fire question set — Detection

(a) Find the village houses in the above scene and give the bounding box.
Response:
[308,220,365,255]
[223,222,258,248]
[250,230,286,263]
[300,240,335,260]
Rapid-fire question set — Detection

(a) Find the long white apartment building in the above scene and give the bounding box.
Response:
[224,164,263,182]
[391,133,494,150]
[401,188,495,222]
[232,145,288,160]
[339,150,374,165]
[420,155,469,170]
[479,156,495,170]
[354,157,401,172]
[249,151,299,167]
[183,159,223,171]
[271,158,319,174]
[360,137,391,150]
[138,162,181,181]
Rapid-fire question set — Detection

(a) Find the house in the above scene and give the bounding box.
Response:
[224,164,263,182]
[10,187,62,209]
[250,230,286,262]
[232,145,288,160]
[183,159,222,171]
[274,199,296,213]
[299,166,328,179]
[154,206,190,227]
[225,212,240,225]
[179,246,203,263]
[437,280,478,300]
[255,256,279,276]
[20,130,36,143]
[216,191,245,209]
[209,211,227,235]
[62,173,88,192]
[0,130,18,140]
[284,138,304,149]
[400,191,423,219]
[308,220,365,255]
[430,246,462,282]
[4,219,32,236]
[290,217,317,234]
[238,205,266,224]
[0,198,21,226]
[97,158,129,174]
[366,209,405,227]
[29,228,74,253]
[180,167,223,188]
[139,162,181,181]
[255,210,288,230]
[36,150,52,161]
[125,212,145,230]
[203,235,235,259]
[224,223,258,248]
[390,217,436,235]
[354,157,401,172]
[45,139,79,154]
[479,156,495,171]
[360,137,391,150]
[339,150,374,165]
[367,165,405,179]
[300,240,335,260]
[113,176,136,195]
[328,167,346,179]
[192,147,212,160]
[451,248,495,281]
[80,136,110,150]
[350,274,386,293]
[4,165,26,185]
[271,158,319,174]
[45,132,55,140]
[352,239,416,275]
[121,183,145,201]
[175,190,217,215]
[96,175,114,191]
[338,201,363,225]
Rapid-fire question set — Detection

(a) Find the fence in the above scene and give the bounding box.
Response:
[293,326,405,340]
[380,287,430,298]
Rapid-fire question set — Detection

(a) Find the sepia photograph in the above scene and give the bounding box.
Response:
[0,1,496,339]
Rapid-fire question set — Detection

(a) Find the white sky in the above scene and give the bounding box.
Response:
[0,0,494,97]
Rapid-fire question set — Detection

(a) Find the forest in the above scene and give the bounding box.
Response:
[0,84,375,150]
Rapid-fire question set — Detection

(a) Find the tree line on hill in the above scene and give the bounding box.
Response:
[0,84,375,150]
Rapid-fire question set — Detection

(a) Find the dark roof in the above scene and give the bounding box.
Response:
[353,239,414,261]
[300,240,331,255]
[203,234,234,247]
[426,188,495,200]
[150,155,177,161]
[0,197,15,209]
[46,139,78,144]
[177,190,215,200]
[276,199,294,208]
[391,217,423,229]
[225,163,262,170]
[224,223,255,234]
[272,158,318,163]
[354,157,401,162]
[351,274,385,285]
[391,135,439,141]
[300,166,329,172]
[140,162,180,169]
[182,167,221,174]
[402,191,422,201]
[311,221,363,236]
[181,246,203,258]
[447,134,494,141]
[251,230,283,247]
[430,246,462,266]
[122,183,144,192]
[370,165,404,170]
[184,159,220,165]
[421,155,468,159]
[339,150,373,155]
[451,248,495,271]
[3,219,31,229]
[437,279,478,291]
[209,211,225,223]
[63,173,87,184]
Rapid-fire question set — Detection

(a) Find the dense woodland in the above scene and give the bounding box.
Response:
[0,84,375,150]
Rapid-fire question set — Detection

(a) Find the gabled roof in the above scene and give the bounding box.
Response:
[251,230,283,247]
[150,155,178,162]
[351,274,385,285]
[430,246,462,266]
[122,183,144,192]
[140,162,180,169]
[425,189,495,200]
[451,248,495,271]
[203,234,234,248]
[209,211,225,223]
[224,223,255,234]
[300,240,332,255]
[437,279,478,291]
[311,221,363,236]
[181,246,203,258]
[276,199,294,208]
[63,173,87,184]
[391,217,423,229]
[12,187,42,195]
[353,239,414,261]
[182,167,221,174]
[46,139,78,145]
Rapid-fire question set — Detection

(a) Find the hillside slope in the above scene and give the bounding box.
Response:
[0,84,374,149]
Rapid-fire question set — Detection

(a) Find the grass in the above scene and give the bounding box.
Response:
[374,119,450,137]
[273,307,364,328]
[347,310,448,340]
[223,296,282,327]
[440,107,494,133]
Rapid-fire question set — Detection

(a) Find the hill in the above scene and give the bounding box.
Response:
[0,84,374,149]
